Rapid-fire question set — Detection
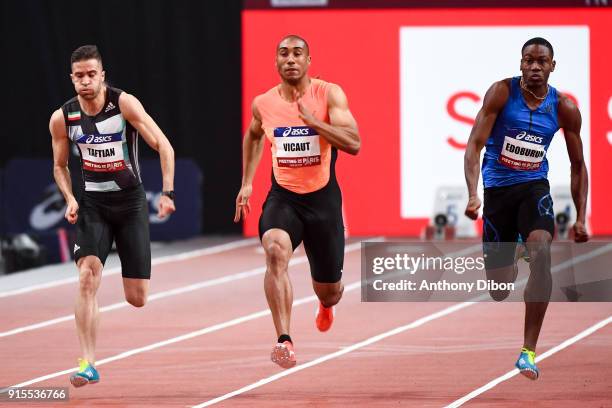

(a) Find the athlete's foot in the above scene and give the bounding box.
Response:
[271,341,296,369]
[69,358,100,387]
[316,302,335,332]
[515,347,539,380]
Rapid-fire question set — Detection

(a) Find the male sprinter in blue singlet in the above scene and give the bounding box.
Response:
[50,45,176,387]
[464,37,588,380]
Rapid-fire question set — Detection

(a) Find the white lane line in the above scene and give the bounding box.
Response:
[190,244,612,407]
[0,240,369,338]
[0,287,338,393]
[191,302,475,408]
[445,315,612,408]
[0,238,259,299]
[0,239,383,390]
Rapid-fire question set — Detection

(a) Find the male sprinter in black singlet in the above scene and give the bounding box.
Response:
[49,45,176,387]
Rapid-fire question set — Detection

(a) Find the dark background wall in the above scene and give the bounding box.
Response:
[0,0,242,234]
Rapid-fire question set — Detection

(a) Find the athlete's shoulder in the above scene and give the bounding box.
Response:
[117,91,143,111]
[556,90,581,127]
[50,108,65,125]
[117,90,134,101]
[556,90,578,111]
[312,78,339,94]
[481,78,511,111]
[491,78,512,94]
[117,91,152,124]
[310,79,342,106]
[252,86,279,112]
[58,96,79,125]
[311,77,333,87]
[49,108,67,138]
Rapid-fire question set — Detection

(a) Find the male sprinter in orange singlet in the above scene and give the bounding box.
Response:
[234,35,360,368]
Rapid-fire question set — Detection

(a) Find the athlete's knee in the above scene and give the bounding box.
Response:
[123,277,148,307]
[320,290,342,308]
[316,282,343,307]
[485,264,516,302]
[78,272,96,297]
[489,288,510,302]
[526,230,552,244]
[265,241,291,270]
[126,296,146,308]
[126,291,147,308]
[78,263,100,296]
[526,230,552,260]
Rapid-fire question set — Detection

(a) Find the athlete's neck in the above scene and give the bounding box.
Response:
[279,77,311,102]
[78,85,107,116]
[520,77,549,101]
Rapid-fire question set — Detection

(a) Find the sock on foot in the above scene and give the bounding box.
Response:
[278,334,292,344]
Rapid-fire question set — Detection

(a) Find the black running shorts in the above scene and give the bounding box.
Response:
[482,179,555,269]
[74,184,151,279]
[259,179,345,284]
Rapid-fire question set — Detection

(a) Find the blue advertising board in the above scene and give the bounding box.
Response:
[2,158,202,243]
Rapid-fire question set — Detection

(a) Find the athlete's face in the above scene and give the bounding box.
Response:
[276,39,310,84]
[70,59,105,100]
[520,45,555,87]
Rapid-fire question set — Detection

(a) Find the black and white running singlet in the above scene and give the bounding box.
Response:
[61,86,142,192]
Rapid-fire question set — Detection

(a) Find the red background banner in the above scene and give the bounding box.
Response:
[242,8,612,236]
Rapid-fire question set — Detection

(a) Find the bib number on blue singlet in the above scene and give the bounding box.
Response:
[498,129,546,171]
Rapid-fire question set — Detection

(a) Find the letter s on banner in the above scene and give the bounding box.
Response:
[446,91,480,150]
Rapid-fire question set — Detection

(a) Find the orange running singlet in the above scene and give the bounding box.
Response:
[255,78,334,194]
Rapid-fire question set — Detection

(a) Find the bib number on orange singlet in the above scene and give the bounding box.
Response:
[274,126,321,168]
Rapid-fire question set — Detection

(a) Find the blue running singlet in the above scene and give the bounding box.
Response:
[482,77,559,188]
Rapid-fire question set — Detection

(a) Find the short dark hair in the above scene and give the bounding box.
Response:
[71,45,103,66]
[521,37,554,58]
[277,34,309,55]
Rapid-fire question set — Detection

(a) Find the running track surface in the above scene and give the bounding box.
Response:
[0,238,610,407]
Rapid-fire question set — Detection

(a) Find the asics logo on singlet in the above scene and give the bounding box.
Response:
[514,131,543,144]
[85,135,113,144]
[282,127,311,137]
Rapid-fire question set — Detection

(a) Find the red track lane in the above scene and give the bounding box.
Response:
[0,243,363,387]
[176,305,610,408]
[0,243,267,331]
[0,242,610,407]
[458,328,612,407]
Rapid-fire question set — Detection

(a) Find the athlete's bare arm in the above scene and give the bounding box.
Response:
[297,84,360,155]
[50,109,79,224]
[119,92,176,218]
[558,93,589,242]
[464,79,510,220]
[234,98,266,222]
